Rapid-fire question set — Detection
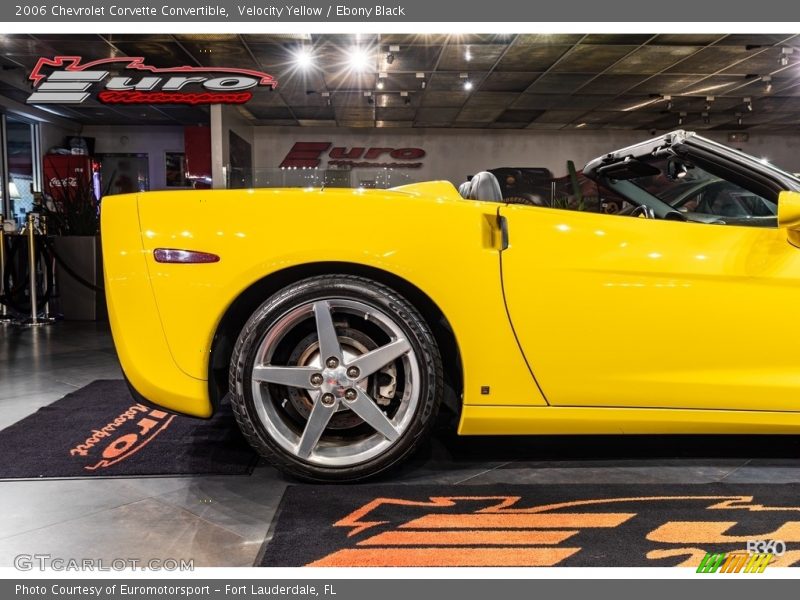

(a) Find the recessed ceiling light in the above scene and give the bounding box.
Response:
[294,47,314,69]
[348,47,372,72]
[463,80,473,91]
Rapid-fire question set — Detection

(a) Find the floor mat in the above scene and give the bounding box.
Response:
[258,483,800,567]
[0,380,259,478]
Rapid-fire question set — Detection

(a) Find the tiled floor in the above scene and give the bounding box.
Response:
[1,321,800,567]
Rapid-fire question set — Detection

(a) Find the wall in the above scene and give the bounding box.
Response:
[40,121,81,156]
[211,105,255,188]
[79,125,185,191]
[253,127,800,186]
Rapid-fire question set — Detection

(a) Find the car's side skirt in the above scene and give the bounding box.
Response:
[458,405,800,435]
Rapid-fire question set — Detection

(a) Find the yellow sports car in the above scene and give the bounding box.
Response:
[102,130,800,481]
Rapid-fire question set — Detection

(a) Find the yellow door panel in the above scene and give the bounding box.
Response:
[500,204,800,411]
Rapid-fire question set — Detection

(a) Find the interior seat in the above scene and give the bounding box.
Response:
[468,171,504,202]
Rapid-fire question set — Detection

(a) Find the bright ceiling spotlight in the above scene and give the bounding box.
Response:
[763,76,772,93]
[781,47,794,67]
[376,80,385,90]
[744,97,753,112]
[348,47,372,72]
[464,80,473,91]
[465,47,472,62]
[294,47,314,69]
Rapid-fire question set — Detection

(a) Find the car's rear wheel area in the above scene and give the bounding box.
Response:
[229,275,443,482]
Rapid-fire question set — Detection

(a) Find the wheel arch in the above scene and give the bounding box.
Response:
[208,262,463,416]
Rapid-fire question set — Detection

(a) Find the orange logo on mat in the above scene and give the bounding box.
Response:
[68,403,175,470]
[308,495,800,567]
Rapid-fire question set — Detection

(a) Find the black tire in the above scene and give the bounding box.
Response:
[229,275,443,482]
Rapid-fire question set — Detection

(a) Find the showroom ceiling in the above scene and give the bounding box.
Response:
[2,33,800,130]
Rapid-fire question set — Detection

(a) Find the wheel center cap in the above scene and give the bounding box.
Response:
[321,367,350,398]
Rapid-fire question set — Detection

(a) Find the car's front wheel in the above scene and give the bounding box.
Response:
[229,275,443,482]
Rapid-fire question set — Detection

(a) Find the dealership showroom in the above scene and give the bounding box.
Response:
[3,32,800,569]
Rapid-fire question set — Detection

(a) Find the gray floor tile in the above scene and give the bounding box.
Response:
[0,497,256,567]
[152,475,284,542]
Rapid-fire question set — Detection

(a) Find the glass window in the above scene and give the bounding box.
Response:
[96,153,150,195]
[629,158,777,227]
[6,116,36,227]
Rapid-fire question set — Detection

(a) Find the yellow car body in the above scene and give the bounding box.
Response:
[103,180,800,436]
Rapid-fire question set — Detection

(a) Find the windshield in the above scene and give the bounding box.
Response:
[628,158,777,224]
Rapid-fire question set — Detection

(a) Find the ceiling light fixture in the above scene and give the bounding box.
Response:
[678,112,687,126]
[664,95,672,110]
[745,97,753,111]
[736,112,743,126]
[702,112,710,124]
[348,47,372,72]
[705,96,714,111]
[294,47,314,69]
[465,46,472,62]
[781,47,794,67]
[376,80,385,90]
[763,76,772,93]
[385,45,399,65]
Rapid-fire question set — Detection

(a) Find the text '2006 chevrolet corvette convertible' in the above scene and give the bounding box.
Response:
[102,130,800,481]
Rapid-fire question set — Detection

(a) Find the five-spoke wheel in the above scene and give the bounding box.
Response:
[230,275,442,481]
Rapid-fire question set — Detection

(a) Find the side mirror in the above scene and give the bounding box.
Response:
[778,191,800,229]
[778,191,800,247]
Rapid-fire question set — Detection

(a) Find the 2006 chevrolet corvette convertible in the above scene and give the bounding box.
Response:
[102,130,800,481]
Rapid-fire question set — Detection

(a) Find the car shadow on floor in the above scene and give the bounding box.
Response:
[387,421,800,484]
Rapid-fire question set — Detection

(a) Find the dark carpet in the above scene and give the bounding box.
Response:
[258,483,800,567]
[0,379,259,478]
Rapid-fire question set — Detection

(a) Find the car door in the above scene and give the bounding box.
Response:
[499,203,800,412]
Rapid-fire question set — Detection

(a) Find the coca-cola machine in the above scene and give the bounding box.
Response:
[42,154,99,204]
